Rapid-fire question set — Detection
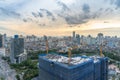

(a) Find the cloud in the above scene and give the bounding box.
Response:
[38,12,43,17]
[56,1,93,25]
[104,21,109,23]
[31,9,56,21]
[32,12,39,18]
[40,9,54,18]
[63,14,90,25]
[109,0,115,5]
[23,8,56,27]
[82,4,90,13]
[56,1,70,11]
[115,0,120,8]
[1,0,119,27]
[104,8,113,15]
[56,0,119,26]
[0,26,25,34]
[38,23,46,26]
[0,7,20,20]
[32,11,43,18]
[57,2,92,25]
[23,18,33,22]
[23,19,27,22]
[20,0,119,27]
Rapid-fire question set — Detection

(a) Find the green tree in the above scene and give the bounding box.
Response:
[16,74,20,80]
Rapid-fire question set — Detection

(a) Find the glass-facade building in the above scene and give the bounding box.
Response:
[39,54,108,80]
[10,36,24,63]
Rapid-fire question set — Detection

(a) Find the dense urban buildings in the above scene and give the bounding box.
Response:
[0,32,120,80]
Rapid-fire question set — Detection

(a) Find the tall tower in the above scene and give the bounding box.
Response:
[76,34,80,45]
[2,34,7,48]
[97,33,104,56]
[73,31,75,39]
[97,33,104,45]
[10,35,24,63]
[87,35,92,45]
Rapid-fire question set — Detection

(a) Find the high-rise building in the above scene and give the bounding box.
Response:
[0,34,8,56]
[73,31,75,39]
[76,34,80,45]
[10,35,27,63]
[0,34,3,48]
[72,31,77,44]
[80,35,86,45]
[87,35,92,45]
[2,34,7,48]
[44,35,47,41]
[39,54,108,80]
[97,33,104,45]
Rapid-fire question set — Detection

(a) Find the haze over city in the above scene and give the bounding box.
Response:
[0,0,120,36]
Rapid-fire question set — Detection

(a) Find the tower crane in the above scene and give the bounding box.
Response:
[99,41,107,57]
[68,48,72,64]
[100,44,104,57]
[46,40,49,54]
[44,35,49,54]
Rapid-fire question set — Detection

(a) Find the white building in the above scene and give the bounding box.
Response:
[57,40,66,47]
[0,48,6,56]
[97,33,104,45]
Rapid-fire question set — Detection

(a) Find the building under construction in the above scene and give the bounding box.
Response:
[39,54,108,80]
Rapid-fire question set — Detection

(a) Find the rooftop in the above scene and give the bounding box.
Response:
[43,54,91,65]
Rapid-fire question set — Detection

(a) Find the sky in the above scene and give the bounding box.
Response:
[0,0,120,37]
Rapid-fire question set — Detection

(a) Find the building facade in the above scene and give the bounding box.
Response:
[0,34,3,48]
[39,54,108,80]
[76,34,80,45]
[10,35,27,63]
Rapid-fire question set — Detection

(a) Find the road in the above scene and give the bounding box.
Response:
[0,56,17,80]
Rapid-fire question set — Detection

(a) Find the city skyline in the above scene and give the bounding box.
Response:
[0,0,120,36]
